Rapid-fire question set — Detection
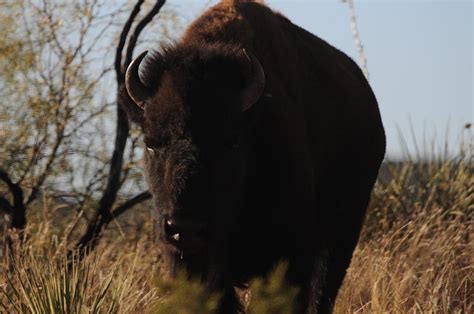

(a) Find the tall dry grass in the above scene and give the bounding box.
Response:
[335,159,473,313]
[1,137,472,313]
[1,225,161,313]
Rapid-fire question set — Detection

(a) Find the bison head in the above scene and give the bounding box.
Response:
[122,44,265,282]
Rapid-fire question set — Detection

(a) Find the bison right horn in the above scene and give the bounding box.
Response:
[241,49,265,112]
[125,51,152,109]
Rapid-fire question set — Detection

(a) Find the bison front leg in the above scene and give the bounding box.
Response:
[307,172,377,313]
[284,250,330,314]
[312,244,357,313]
[295,234,361,314]
[206,245,246,313]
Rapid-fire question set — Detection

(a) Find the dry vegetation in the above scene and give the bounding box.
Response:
[336,158,473,313]
[1,146,472,313]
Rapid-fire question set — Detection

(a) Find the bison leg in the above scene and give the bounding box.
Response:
[310,173,377,313]
[310,242,358,313]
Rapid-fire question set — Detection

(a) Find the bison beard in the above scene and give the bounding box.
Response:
[121,1,385,313]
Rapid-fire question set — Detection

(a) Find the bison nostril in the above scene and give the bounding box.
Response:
[164,219,175,231]
[164,218,181,241]
[163,216,208,244]
[171,233,180,241]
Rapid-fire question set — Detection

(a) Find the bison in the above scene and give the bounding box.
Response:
[121,0,385,312]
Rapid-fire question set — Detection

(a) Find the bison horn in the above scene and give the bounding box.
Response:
[125,51,151,109]
[241,49,265,112]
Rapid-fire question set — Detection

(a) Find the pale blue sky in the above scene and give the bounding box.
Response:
[177,0,473,158]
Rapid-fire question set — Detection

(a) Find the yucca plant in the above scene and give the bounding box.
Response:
[1,251,118,313]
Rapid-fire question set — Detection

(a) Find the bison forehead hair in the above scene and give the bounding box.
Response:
[138,43,255,147]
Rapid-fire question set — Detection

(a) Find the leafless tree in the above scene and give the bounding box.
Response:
[75,0,167,251]
[0,0,169,256]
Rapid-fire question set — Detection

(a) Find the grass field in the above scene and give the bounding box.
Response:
[1,154,472,313]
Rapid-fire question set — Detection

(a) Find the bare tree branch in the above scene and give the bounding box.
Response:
[0,196,13,215]
[76,0,166,251]
[0,169,26,230]
[2,1,127,247]
[112,191,151,219]
[115,0,145,83]
[26,125,64,205]
[125,0,166,69]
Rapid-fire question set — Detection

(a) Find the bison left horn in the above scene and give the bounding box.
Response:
[125,51,152,109]
[241,49,265,112]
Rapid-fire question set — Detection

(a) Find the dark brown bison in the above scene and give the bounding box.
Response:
[121,0,385,312]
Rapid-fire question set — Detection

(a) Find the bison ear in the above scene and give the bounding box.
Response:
[241,49,265,112]
[119,84,144,125]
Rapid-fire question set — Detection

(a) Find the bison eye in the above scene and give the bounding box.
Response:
[144,136,168,155]
[146,146,155,155]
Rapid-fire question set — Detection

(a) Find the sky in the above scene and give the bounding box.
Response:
[176,0,473,159]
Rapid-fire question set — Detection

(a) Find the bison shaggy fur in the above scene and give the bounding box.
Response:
[121,0,386,313]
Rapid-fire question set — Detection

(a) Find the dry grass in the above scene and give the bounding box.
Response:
[335,157,473,313]
[1,155,472,313]
[336,207,472,313]
[1,227,161,313]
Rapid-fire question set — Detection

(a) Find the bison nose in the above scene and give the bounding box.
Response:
[164,219,181,241]
[162,215,208,244]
